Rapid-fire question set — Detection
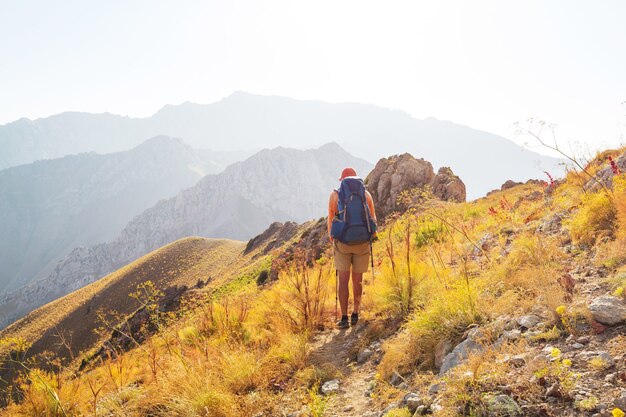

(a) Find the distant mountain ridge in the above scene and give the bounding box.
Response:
[0,91,560,198]
[0,136,222,296]
[0,143,371,329]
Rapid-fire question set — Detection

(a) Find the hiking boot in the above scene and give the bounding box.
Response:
[337,316,349,329]
[350,312,359,326]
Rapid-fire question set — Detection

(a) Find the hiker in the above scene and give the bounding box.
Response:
[328,167,377,329]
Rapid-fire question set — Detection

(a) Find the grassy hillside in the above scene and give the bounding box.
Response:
[2,149,626,416]
[0,237,254,401]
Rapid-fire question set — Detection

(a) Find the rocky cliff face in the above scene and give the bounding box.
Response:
[365,153,466,221]
[0,143,371,329]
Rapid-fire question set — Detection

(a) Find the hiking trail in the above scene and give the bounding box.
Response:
[308,322,385,417]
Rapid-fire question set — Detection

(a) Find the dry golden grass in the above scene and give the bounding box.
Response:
[0,238,247,366]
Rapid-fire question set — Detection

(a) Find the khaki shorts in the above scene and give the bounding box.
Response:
[333,240,370,273]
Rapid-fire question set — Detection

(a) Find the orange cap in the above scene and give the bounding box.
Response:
[339,167,357,180]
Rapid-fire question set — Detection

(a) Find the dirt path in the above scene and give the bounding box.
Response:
[308,322,383,416]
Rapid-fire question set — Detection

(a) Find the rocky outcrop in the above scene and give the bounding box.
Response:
[487,178,546,196]
[429,167,466,203]
[244,222,300,255]
[585,150,626,192]
[365,154,466,222]
[439,327,484,375]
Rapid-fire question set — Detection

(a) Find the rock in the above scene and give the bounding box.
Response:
[615,395,626,411]
[517,315,542,329]
[572,343,584,349]
[589,296,626,325]
[585,150,626,191]
[365,154,466,222]
[599,352,615,368]
[428,382,443,396]
[342,405,354,412]
[576,351,614,368]
[502,329,522,341]
[546,382,562,398]
[382,402,398,414]
[358,348,373,364]
[485,394,523,416]
[537,212,566,235]
[501,180,524,190]
[504,318,518,331]
[434,339,453,370]
[439,328,485,375]
[403,393,423,412]
[430,401,443,413]
[429,167,466,203]
[244,221,299,254]
[415,405,428,415]
[505,354,527,368]
[389,371,403,386]
[321,379,340,395]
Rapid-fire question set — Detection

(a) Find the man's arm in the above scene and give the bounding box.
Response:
[327,191,338,240]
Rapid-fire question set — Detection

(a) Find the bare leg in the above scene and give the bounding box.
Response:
[338,270,351,316]
[352,272,363,313]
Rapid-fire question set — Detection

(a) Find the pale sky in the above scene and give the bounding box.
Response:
[1,0,625,154]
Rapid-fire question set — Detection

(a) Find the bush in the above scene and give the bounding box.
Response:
[384,408,412,417]
[568,191,616,246]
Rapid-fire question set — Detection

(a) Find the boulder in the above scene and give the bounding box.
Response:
[403,392,423,412]
[589,296,626,325]
[357,348,374,364]
[321,379,340,395]
[516,315,542,330]
[434,339,453,370]
[430,167,466,203]
[365,154,465,222]
[485,394,523,416]
[439,328,485,375]
[389,371,403,386]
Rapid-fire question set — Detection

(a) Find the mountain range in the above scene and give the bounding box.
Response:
[0,136,229,295]
[0,92,561,198]
[0,143,371,329]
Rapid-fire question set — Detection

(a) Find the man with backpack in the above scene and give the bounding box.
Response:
[328,167,377,329]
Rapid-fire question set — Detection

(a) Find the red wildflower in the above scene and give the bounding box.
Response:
[543,171,555,187]
[499,197,512,210]
[488,207,498,216]
[608,156,620,176]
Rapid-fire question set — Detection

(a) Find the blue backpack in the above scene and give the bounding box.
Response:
[330,176,377,244]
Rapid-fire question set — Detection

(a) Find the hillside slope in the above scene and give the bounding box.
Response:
[0,136,220,296]
[0,92,561,198]
[0,237,247,378]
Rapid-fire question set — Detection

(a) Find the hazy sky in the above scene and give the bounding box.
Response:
[1,1,625,153]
